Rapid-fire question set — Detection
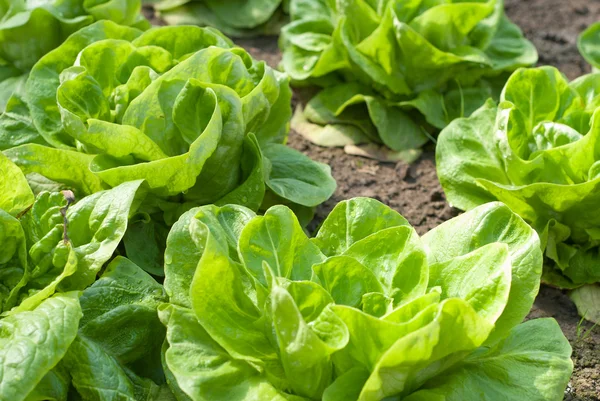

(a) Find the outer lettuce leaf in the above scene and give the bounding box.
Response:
[0,167,170,399]
[160,197,572,400]
[3,144,108,196]
[65,335,160,401]
[404,319,572,401]
[159,303,300,401]
[262,143,336,207]
[123,213,170,276]
[570,284,600,324]
[0,293,81,401]
[0,89,42,150]
[280,0,536,155]
[23,364,71,401]
[422,202,543,343]
[579,22,600,71]
[0,254,172,400]
[76,257,166,365]
[0,73,27,114]
[150,0,288,38]
[64,257,167,401]
[437,66,600,321]
[0,151,33,216]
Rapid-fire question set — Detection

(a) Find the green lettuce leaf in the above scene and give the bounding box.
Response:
[404,319,573,401]
[423,202,543,343]
[578,21,600,71]
[570,284,600,324]
[159,303,297,401]
[0,166,173,398]
[0,151,33,216]
[64,256,167,400]
[0,293,81,401]
[23,363,70,401]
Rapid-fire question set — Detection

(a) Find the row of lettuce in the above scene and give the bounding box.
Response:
[0,0,596,399]
[0,155,574,400]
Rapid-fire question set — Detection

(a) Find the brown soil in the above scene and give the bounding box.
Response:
[505,0,600,80]
[145,2,599,399]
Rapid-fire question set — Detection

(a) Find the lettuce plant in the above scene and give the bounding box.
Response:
[279,0,536,158]
[148,0,288,37]
[0,0,149,111]
[160,197,572,400]
[1,20,336,272]
[0,153,170,400]
[437,66,600,322]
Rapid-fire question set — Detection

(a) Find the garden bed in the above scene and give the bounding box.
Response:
[234,0,600,399]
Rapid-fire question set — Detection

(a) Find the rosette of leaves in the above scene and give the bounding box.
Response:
[579,21,600,72]
[437,66,600,323]
[159,197,572,400]
[280,0,536,160]
[147,0,289,37]
[0,154,172,400]
[0,0,149,111]
[1,20,335,274]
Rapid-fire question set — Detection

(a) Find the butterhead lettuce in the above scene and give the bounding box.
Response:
[280,0,536,159]
[1,20,336,273]
[437,66,600,322]
[159,197,572,400]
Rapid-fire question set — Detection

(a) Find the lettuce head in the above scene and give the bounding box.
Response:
[0,20,336,273]
[280,0,537,159]
[159,196,573,400]
[437,66,600,323]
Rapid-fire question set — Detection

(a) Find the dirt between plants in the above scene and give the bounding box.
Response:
[145,2,600,399]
